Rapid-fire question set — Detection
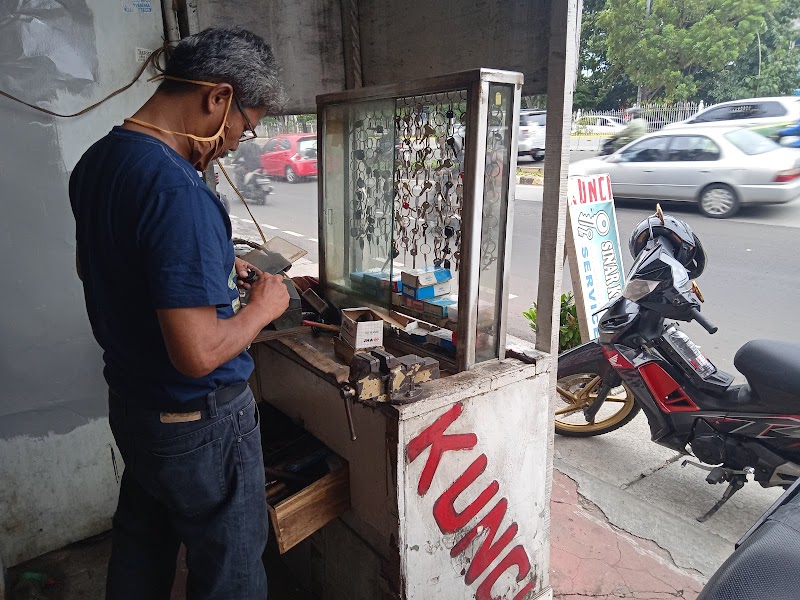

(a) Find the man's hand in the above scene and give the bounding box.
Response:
[246,268,290,325]
[235,256,257,289]
[156,264,290,379]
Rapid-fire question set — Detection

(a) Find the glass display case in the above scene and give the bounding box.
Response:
[317,69,522,371]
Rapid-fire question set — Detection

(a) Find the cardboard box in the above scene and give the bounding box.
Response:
[392,292,405,306]
[401,267,452,290]
[426,328,456,353]
[423,294,458,318]
[402,280,451,300]
[403,296,426,313]
[340,308,384,349]
[362,271,403,293]
[405,322,439,344]
[349,268,383,284]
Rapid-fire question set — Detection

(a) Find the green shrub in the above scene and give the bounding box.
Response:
[522,292,582,353]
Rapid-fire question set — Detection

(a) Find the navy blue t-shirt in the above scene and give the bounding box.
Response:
[69,127,253,405]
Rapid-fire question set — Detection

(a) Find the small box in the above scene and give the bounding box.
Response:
[349,268,383,284]
[426,329,457,353]
[401,267,452,290]
[340,308,384,349]
[403,296,425,313]
[405,322,438,344]
[423,294,458,318]
[392,292,405,306]
[363,271,403,293]
[402,280,451,300]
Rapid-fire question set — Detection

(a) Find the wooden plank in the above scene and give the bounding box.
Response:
[268,464,351,554]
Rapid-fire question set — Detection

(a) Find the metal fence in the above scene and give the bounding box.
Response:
[255,116,317,139]
[574,102,704,132]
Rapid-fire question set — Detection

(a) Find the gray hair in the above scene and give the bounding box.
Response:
[161,28,285,113]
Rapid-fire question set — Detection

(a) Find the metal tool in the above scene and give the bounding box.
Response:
[339,348,440,407]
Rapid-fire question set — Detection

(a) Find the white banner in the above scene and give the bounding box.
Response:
[567,174,626,340]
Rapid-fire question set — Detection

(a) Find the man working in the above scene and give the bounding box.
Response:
[611,107,649,151]
[69,28,289,599]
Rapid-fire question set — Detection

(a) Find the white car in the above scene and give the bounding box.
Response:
[518,111,546,161]
[574,115,625,136]
[570,126,800,218]
[663,96,800,130]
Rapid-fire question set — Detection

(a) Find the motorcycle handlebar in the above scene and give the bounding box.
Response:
[690,308,718,334]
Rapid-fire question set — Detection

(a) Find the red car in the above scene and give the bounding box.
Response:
[259,133,318,183]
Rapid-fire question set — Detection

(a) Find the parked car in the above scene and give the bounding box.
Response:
[570,126,800,218]
[518,110,546,161]
[574,115,624,136]
[260,133,318,183]
[663,96,800,130]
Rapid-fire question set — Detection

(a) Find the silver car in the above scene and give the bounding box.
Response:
[570,126,800,218]
[663,96,800,131]
[518,110,546,161]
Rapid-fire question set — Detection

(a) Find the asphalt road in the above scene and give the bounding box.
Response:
[222,173,800,581]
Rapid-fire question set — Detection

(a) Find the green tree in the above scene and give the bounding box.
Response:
[574,0,637,109]
[599,0,777,101]
[697,0,800,102]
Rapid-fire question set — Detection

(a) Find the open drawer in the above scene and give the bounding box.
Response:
[259,401,351,554]
[268,461,350,554]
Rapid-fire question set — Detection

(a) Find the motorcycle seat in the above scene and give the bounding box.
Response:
[735,340,800,408]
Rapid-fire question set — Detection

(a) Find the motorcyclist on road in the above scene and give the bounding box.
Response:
[610,107,649,151]
[234,140,264,185]
[774,117,800,148]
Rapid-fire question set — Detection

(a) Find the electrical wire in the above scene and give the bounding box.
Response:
[0,45,171,118]
[1,43,268,247]
[215,159,267,244]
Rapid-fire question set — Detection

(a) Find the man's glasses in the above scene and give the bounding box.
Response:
[233,94,258,143]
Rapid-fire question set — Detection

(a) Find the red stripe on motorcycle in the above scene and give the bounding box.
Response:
[638,362,700,413]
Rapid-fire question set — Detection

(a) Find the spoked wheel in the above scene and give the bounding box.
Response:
[555,373,639,437]
[285,166,298,183]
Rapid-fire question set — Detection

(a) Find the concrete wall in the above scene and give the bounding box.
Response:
[0,0,164,567]
[197,0,550,114]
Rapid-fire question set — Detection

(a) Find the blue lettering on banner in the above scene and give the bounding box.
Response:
[123,0,152,12]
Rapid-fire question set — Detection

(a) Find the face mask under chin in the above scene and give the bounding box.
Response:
[189,122,231,172]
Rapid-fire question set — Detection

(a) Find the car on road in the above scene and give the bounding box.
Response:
[570,126,800,218]
[574,115,624,136]
[518,110,546,161]
[663,96,800,131]
[260,133,318,183]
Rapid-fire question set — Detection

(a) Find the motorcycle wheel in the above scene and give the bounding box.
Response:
[555,373,640,437]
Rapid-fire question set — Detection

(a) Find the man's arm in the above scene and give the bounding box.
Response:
[157,270,289,378]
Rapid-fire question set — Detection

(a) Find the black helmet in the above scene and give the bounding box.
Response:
[629,211,706,279]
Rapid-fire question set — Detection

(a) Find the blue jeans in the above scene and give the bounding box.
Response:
[106,385,268,600]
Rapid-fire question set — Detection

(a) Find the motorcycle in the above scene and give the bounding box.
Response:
[555,206,800,521]
[599,137,616,156]
[233,158,274,205]
[771,121,800,149]
[698,477,800,599]
[240,169,274,205]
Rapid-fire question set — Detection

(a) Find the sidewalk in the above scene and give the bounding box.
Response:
[6,469,706,600]
[551,469,705,600]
